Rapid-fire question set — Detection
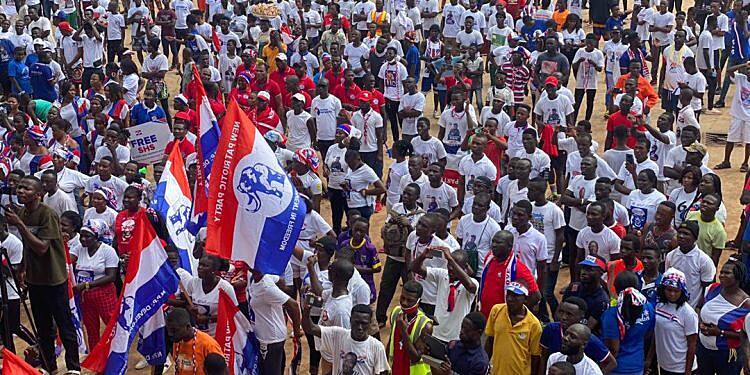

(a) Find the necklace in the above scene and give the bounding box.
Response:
[349,237,366,249]
[175,329,197,375]
[450,106,466,120]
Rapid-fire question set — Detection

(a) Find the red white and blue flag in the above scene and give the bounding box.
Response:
[152,140,197,274]
[82,211,179,374]
[64,243,88,355]
[189,64,221,235]
[206,99,305,275]
[216,289,260,375]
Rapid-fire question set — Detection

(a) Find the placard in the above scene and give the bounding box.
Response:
[128,122,172,164]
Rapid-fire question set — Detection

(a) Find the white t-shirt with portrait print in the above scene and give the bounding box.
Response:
[572,48,605,90]
[533,94,574,128]
[325,144,349,190]
[575,226,621,262]
[566,175,597,231]
[455,214,501,276]
[458,154,497,198]
[420,182,459,213]
[0,234,22,300]
[406,232,449,305]
[625,189,667,231]
[378,61,409,101]
[411,136,447,166]
[184,277,238,336]
[531,201,565,263]
[318,326,390,375]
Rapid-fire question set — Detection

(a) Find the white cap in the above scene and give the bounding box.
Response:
[257,91,271,102]
[292,93,306,102]
[33,38,45,45]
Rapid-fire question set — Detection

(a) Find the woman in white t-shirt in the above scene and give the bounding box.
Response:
[626,169,667,232]
[291,147,323,212]
[384,139,412,210]
[71,219,119,348]
[649,267,699,374]
[183,255,238,336]
[342,143,387,219]
[668,165,701,227]
[82,187,118,244]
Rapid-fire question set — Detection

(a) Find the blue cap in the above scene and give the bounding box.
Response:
[505,282,529,296]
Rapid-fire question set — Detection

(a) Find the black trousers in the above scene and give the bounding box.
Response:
[28,283,80,372]
[376,257,408,324]
[329,188,348,234]
[107,39,124,63]
[305,315,321,371]
[260,340,286,375]
[573,88,596,122]
[385,98,401,142]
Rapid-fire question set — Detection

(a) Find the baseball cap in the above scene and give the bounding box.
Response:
[58,21,74,33]
[315,236,337,255]
[174,94,189,105]
[257,91,271,102]
[33,38,45,46]
[174,111,192,121]
[275,53,287,61]
[358,91,372,102]
[685,142,707,156]
[544,76,559,87]
[533,29,544,38]
[505,282,529,296]
[578,255,607,272]
[292,93,306,102]
[55,10,67,19]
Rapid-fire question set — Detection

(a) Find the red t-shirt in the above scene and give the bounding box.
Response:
[479,254,539,317]
[332,83,363,110]
[269,67,295,96]
[325,68,345,92]
[114,209,139,255]
[298,75,316,96]
[323,14,351,30]
[606,111,645,149]
[248,107,281,134]
[250,79,283,105]
[485,136,506,181]
[367,89,385,114]
[229,87,253,110]
[164,138,196,159]
[235,64,256,81]
[445,76,472,92]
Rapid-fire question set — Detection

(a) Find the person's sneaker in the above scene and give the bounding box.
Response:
[705,108,722,115]
[714,101,726,108]
[135,359,149,370]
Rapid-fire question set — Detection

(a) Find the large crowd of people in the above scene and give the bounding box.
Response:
[3,0,750,373]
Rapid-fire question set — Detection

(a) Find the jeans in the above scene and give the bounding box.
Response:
[702,68,718,110]
[574,88,596,122]
[328,188,348,234]
[352,205,373,220]
[107,39,124,63]
[384,98,401,142]
[161,37,179,66]
[697,341,742,375]
[376,257,408,324]
[28,283,81,373]
[360,151,383,177]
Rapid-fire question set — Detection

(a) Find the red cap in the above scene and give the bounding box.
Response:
[174,111,192,121]
[358,91,372,102]
[544,76,559,87]
[58,21,74,33]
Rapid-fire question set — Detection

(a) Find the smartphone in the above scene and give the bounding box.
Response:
[625,154,634,164]
[305,293,324,308]
[430,248,443,258]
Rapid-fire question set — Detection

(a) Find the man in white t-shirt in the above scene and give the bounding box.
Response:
[351,91,384,173]
[715,66,750,171]
[303,304,390,375]
[397,77,426,141]
[545,324,603,375]
[311,78,343,160]
[455,192,502,277]
[458,133,497,205]
[378,46,409,141]
[575,202,621,262]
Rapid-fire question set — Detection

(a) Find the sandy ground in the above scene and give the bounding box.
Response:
[7,6,747,374]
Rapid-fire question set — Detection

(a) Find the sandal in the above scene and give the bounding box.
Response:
[742,164,749,173]
[714,161,732,170]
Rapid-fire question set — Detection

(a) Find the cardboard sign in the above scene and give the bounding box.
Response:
[128,122,172,164]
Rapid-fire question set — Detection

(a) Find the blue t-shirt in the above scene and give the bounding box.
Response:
[541,322,610,362]
[130,103,168,126]
[601,303,655,373]
[605,15,626,32]
[8,60,31,94]
[561,283,611,334]
[0,39,13,73]
[405,45,421,78]
[29,63,57,102]
[25,53,39,68]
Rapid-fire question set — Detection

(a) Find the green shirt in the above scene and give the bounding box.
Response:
[686,211,727,256]
[20,203,67,286]
[31,99,53,123]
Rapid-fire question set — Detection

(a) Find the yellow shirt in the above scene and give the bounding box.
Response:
[485,303,542,375]
[686,211,727,256]
[173,330,223,375]
[262,44,287,73]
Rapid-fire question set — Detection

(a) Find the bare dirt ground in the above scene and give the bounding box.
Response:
[9,6,746,374]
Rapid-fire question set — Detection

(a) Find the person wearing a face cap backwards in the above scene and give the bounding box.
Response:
[484,281,542,375]
[248,90,282,135]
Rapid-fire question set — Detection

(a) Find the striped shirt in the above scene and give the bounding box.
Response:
[500,62,531,104]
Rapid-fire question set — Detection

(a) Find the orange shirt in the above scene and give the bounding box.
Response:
[173,330,223,375]
[552,10,569,31]
[607,258,644,296]
[614,74,658,110]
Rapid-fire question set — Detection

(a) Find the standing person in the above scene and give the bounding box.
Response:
[342,146,387,220]
[166,308,223,375]
[602,272,655,375]
[485,282,542,375]
[715,61,750,171]
[646,268,699,375]
[455,192,501,281]
[105,1,126,63]
[659,29,693,114]
[664,221,716,307]
[559,155,598,279]
[323,125,352,234]
[378,46,408,142]
[351,91,384,177]
[562,256,611,335]
[4,176,80,374]
[311,78,342,160]
[248,268,303,375]
[697,257,750,375]
[71,219,118,348]
[685,193,727,266]
[571,34,604,123]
